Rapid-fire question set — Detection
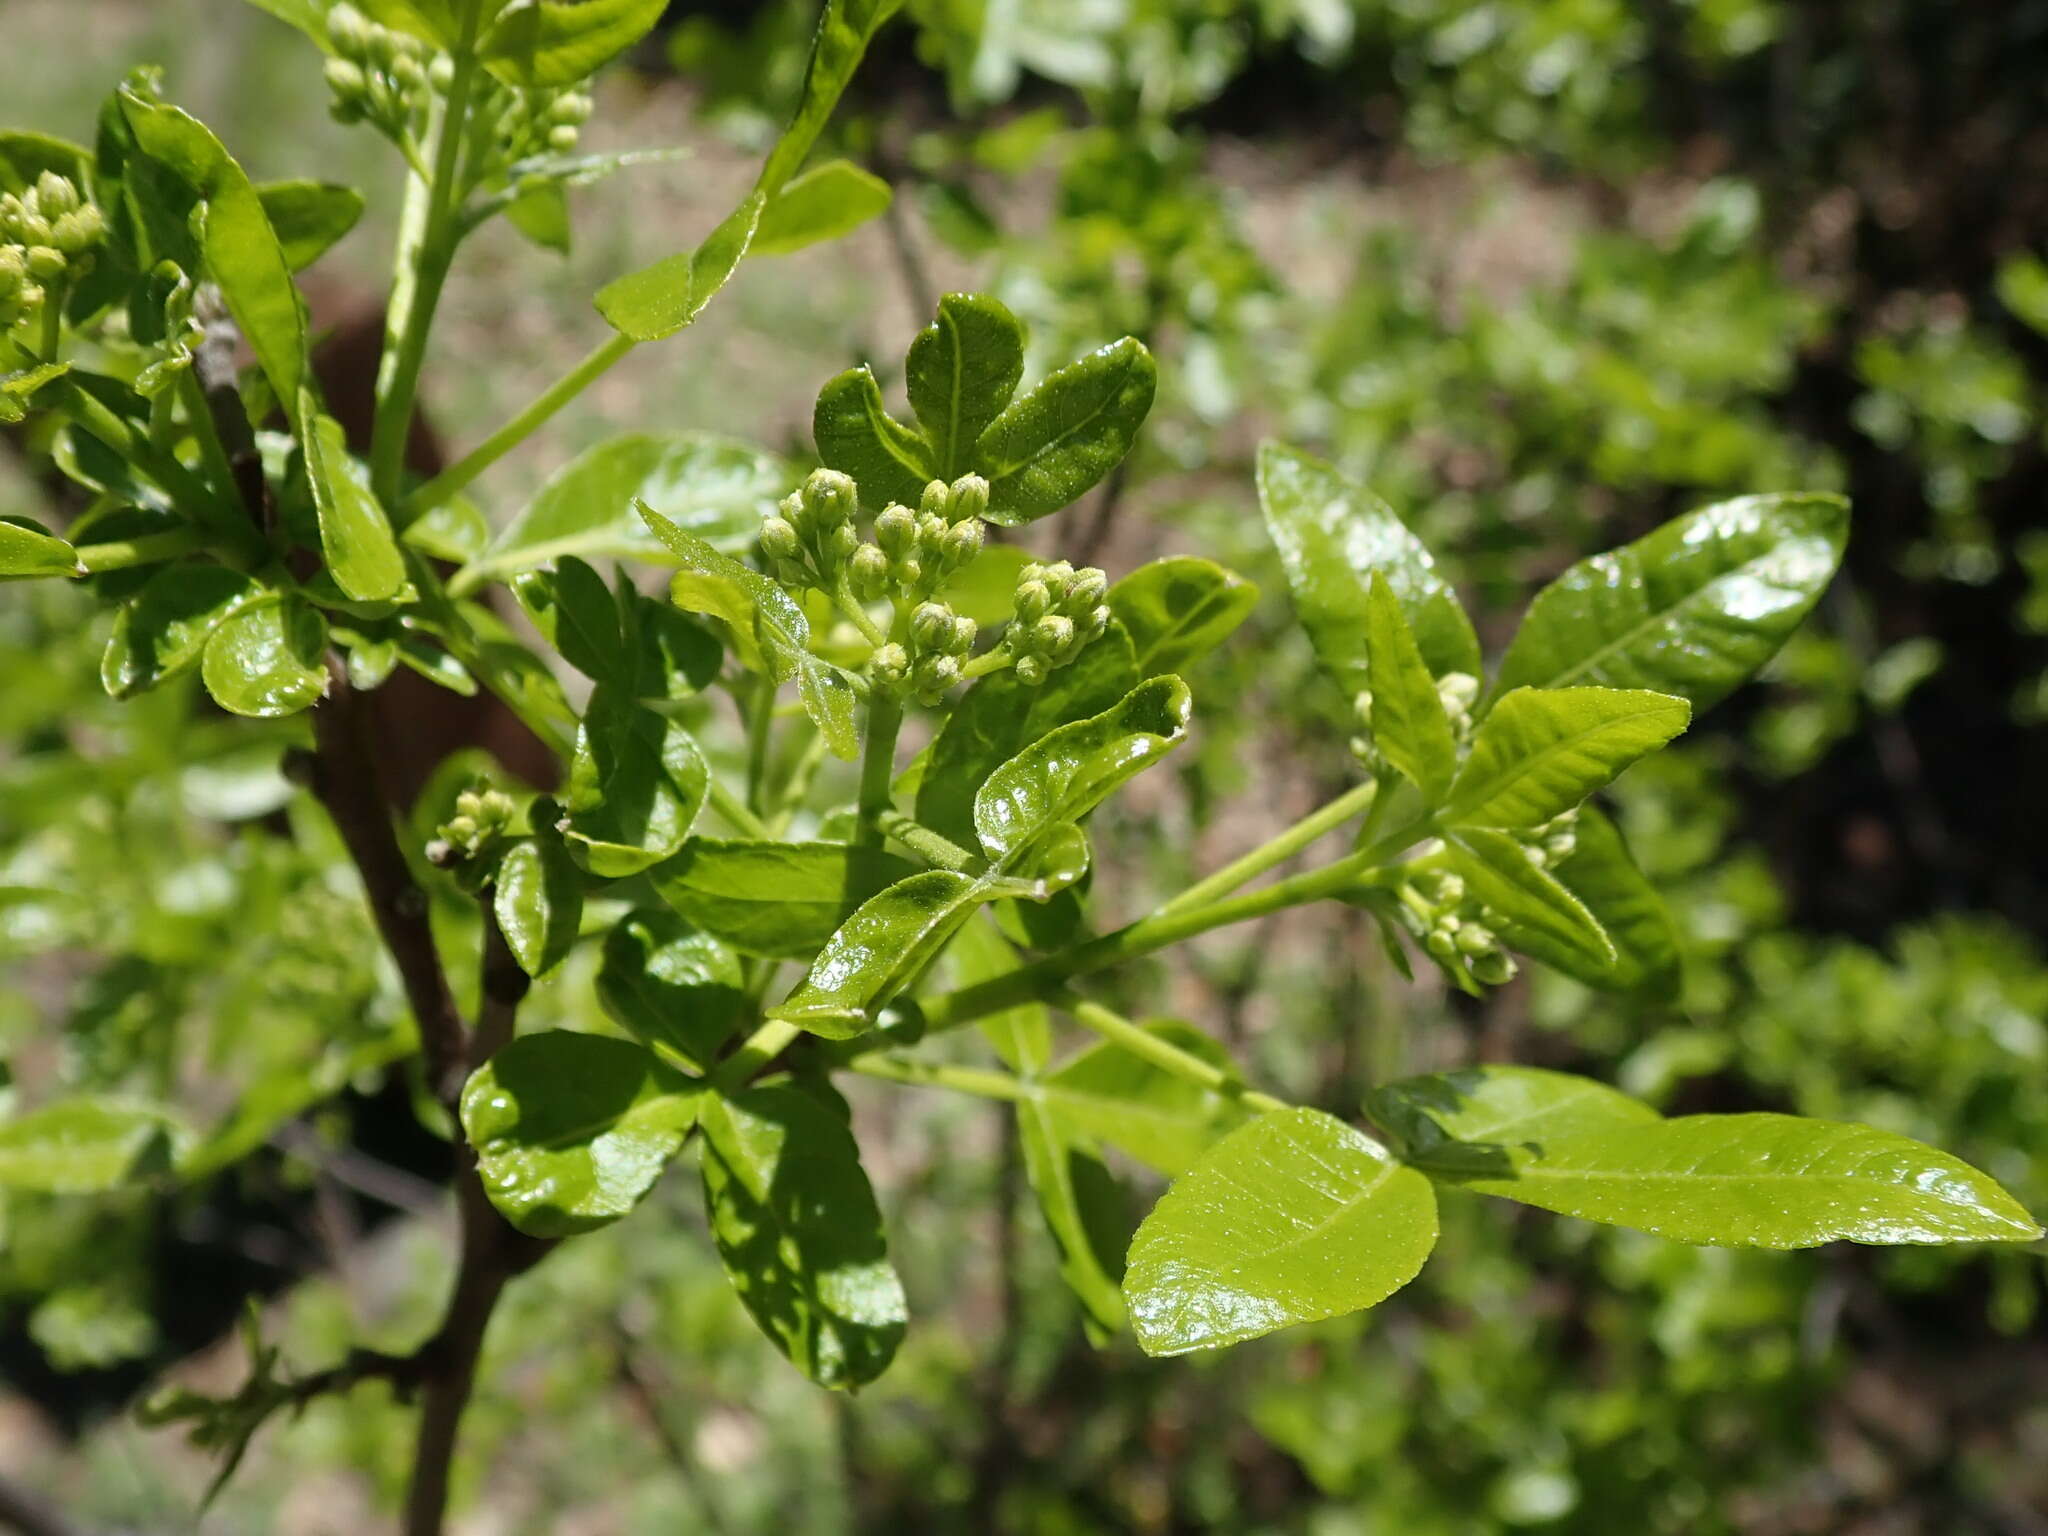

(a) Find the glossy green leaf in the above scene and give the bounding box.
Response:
[0,518,80,579]
[1495,808,1680,992]
[596,192,762,343]
[1364,573,1458,801]
[301,398,407,601]
[1123,1108,1438,1356]
[503,177,573,254]
[462,1032,703,1238]
[0,362,71,426]
[102,564,263,698]
[0,129,93,192]
[770,870,984,1037]
[649,839,915,959]
[596,908,745,1071]
[480,0,667,88]
[813,365,936,511]
[1446,687,1690,830]
[255,180,364,271]
[561,686,709,877]
[1369,1066,1660,1176]
[511,556,626,682]
[1039,1020,1255,1175]
[757,0,903,199]
[495,828,585,978]
[462,432,791,588]
[1443,827,1615,972]
[974,337,1156,525]
[0,1099,190,1193]
[1017,1101,1128,1338]
[200,597,329,718]
[234,0,331,47]
[1107,556,1258,676]
[751,159,892,257]
[698,1084,908,1389]
[632,599,722,699]
[905,292,1026,478]
[1256,442,1481,685]
[974,676,1191,862]
[1491,492,1850,711]
[950,917,1052,1073]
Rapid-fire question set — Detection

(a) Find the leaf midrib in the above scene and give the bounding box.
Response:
[1448,697,1678,824]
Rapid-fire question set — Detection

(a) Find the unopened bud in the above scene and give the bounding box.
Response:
[1437,671,1480,717]
[948,474,989,522]
[551,92,594,125]
[24,247,64,283]
[915,653,961,700]
[455,790,483,820]
[33,173,80,220]
[804,468,857,527]
[915,512,948,554]
[1065,567,1108,613]
[759,515,800,562]
[919,479,951,519]
[948,615,977,655]
[326,2,372,54]
[1032,614,1075,657]
[910,602,953,652]
[826,522,859,563]
[875,504,915,557]
[1080,604,1111,639]
[1470,950,1517,986]
[1014,653,1048,686]
[871,643,909,684]
[547,124,580,152]
[941,518,984,568]
[325,56,368,99]
[894,556,923,590]
[428,53,456,90]
[51,206,104,255]
[392,52,427,90]
[849,543,890,600]
[1455,922,1495,958]
[1013,579,1051,625]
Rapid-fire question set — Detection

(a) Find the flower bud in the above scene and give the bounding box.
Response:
[849,543,890,601]
[1470,950,1517,986]
[1080,604,1111,640]
[826,522,859,564]
[1013,579,1051,625]
[551,92,594,125]
[941,517,984,568]
[875,504,915,558]
[919,479,951,519]
[33,173,80,220]
[51,207,105,256]
[948,614,978,655]
[428,53,456,90]
[871,643,910,685]
[1437,670,1479,717]
[759,515,800,562]
[895,556,923,590]
[455,790,483,820]
[1032,615,1075,657]
[1014,653,1048,686]
[325,56,369,100]
[915,512,948,555]
[547,124,580,152]
[910,602,953,652]
[914,653,961,700]
[805,468,857,527]
[0,245,29,297]
[326,3,372,55]
[392,52,427,90]
[25,247,64,283]
[948,474,989,522]
[1454,922,1496,958]
[1042,560,1075,593]
[1066,568,1109,613]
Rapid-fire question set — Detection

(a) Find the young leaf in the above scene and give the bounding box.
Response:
[1255,442,1480,686]
[1363,573,1458,802]
[462,1032,703,1238]
[1038,1020,1255,1175]
[595,909,746,1071]
[1445,687,1690,830]
[1490,492,1850,711]
[301,400,407,602]
[200,597,329,718]
[0,1099,191,1192]
[255,180,364,271]
[813,365,937,510]
[698,1084,908,1389]
[756,0,904,199]
[234,0,332,50]
[595,192,763,343]
[1493,807,1680,993]
[1369,1066,1660,1173]
[1407,1110,2041,1249]
[949,917,1053,1074]
[904,292,1026,478]
[494,829,585,978]
[1107,556,1259,677]
[1016,1103,1129,1339]
[0,131,93,193]
[458,433,791,589]
[751,159,892,258]
[0,518,80,579]
[511,557,626,682]
[101,564,263,698]
[769,870,985,1037]
[649,839,915,959]
[974,337,1156,525]
[561,687,709,877]
[480,0,668,88]
[1443,827,1615,971]
[632,600,722,699]
[973,676,1191,862]
[1123,1108,1438,1356]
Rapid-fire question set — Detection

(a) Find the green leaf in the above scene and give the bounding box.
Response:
[0,130,93,192]
[511,556,626,681]
[1038,1020,1255,1175]
[200,596,328,718]
[595,192,763,343]
[1494,807,1680,992]
[301,398,407,602]
[480,0,668,88]
[1391,1097,2042,1248]
[770,870,984,1037]
[1123,1108,1438,1356]
[1107,556,1258,676]
[813,365,936,511]
[1445,687,1690,829]
[632,599,722,699]
[1442,827,1614,972]
[0,1099,191,1193]
[0,518,80,579]
[757,0,903,200]
[751,159,892,258]
[461,432,790,588]
[974,676,1191,862]
[1363,573,1458,802]
[503,177,573,254]
[1369,1066,1660,1175]
[699,1084,908,1388]
[562,687,709,877]
[950,917,1052,1073]
[0,363,73,427]
[255,180,364,271]
[1017,1102,1128,1339]
[462,1032,703,1238]
[234,0,332,47]
[494,828,585,978]
[1491,492,1850,711]
[974,337,1156,525]
[596,909,745,1071]
[102,564,263,698]
[649,839,916,959]
[904,292,1025,478]
[1255,442,1481,686]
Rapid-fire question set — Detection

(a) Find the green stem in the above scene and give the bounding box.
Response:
[411,333,637,531]
[833,584,890,649]
[1057,994,1288,1114]
[852,690,903,849]
[706,777,771,840]
[176,367,240,508]
[959,646,1014,682]
[369,2,486,505]
[55,383,238,544]
[711,1018,800,1095]
[73,527,205,572]
[744,673,775,817]
[769,729,829,838]
[845,1054,1037,1104]
[877,810,981,872]
[1157,779,1377,917]
[37,279,65,363]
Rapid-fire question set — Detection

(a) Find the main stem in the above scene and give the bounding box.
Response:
[1156,778,1376,916]
[853,691,903,850]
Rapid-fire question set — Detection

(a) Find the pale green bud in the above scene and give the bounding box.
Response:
[759,515,800,562]
[914,653,960,701]
[948,474,989,522]
[894,556,923,590]
[24,247,64,283]
[872,643,910,685]
[1437,670,1480,724]
[941,517,984,568]
[849,543,890,601]
[949,614,977,655]
[804,468,857,527]
[1065,567,1108,613]
[915,511,948,555]
[445,814,478,845]
[919,479,951,519]
[0,246,28,296]
[551,92,594,125]
[325,56,369,100]
[1454,922,1496,958]
[875,504,915,557]
[455,790,483,820]
[1014,654,1048,686]
[33,173,80,220]
[1033,614,1075,657]
[392,52,427,90]
[1470,950,1517,986]
[910,602,954,652]
[428,53,456,90]
[1080,603,1111,639]
[547,125,580,153]
[326,3,373,55]
[825,522,859,565]
[1013,579,1051,625]
[52,207,104,256]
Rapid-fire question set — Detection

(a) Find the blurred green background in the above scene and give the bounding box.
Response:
[5,1,2048,1530]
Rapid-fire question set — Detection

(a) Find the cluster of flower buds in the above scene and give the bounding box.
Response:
[475,81,595,174]
[1349,670,1482,772]
[0,173,106,323]
[853,476,988,603]
[871,599,978,705]
[1514,806,1579,870]
[759,468,862,590]
[1393,863,1516,989]
[323,4,439,138]
[1006,560,1110,686]
[426,785,517,870]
